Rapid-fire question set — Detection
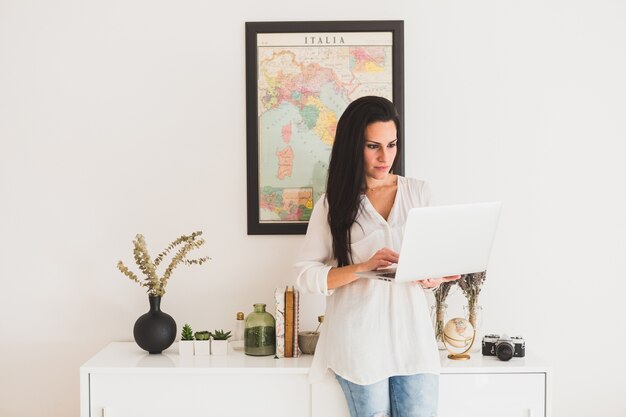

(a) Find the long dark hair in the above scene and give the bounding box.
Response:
[326,96,401,266]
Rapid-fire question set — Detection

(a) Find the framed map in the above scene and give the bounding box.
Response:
[246,21,404,235]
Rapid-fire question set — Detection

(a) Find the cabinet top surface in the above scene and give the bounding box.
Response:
[80,343,550,375]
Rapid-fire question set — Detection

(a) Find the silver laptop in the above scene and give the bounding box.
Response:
[355,202,502,282]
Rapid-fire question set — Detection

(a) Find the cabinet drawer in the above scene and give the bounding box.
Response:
[89,373,310,417]
[312,372,546,417]
[439,373,546,417]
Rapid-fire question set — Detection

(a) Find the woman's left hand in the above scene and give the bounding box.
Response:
[415,275,461,289]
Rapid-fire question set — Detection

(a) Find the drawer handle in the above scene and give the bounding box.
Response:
[100,407,114,417]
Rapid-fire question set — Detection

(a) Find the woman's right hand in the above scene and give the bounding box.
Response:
[328,247,399,290]
[357,247,400,272]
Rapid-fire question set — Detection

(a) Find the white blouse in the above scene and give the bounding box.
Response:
[294,176,441,385]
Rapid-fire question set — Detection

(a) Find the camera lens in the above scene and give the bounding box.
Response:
[496,343,513,361]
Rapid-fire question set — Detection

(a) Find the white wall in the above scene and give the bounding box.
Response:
[1,0,624,416]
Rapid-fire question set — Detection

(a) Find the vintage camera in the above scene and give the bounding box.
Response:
[482,334,525,361]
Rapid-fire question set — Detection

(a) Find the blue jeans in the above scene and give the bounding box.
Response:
[335,373,439,417]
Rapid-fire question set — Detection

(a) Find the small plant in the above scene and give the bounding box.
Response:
[211,329,232,340]
[181,324,194,341]
[117,231,210,297]
[194,331,210,341]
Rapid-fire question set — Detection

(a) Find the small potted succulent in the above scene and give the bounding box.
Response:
[210,329,232,355]
[178,324,194,357]
[194,331,210,356]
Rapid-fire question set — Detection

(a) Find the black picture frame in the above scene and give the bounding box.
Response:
[246,20,404,235]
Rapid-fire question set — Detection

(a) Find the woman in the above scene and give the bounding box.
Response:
[294,96,459,417]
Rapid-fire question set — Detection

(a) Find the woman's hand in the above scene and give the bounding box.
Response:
[356,247,399,273]
[415,275,461,289]
[328,247,399,290]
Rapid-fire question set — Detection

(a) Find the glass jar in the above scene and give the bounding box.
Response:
[232,311,245,351]
[244,303,276,356]
[463,304,483,352]
[464,304,483,329]
[430,303,448,350]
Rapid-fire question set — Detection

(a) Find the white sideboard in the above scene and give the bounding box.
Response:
[80,342,551,417]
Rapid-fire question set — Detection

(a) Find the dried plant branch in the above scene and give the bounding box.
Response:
[153,231,202,267]
[434,280,455,306]
[117,231,210,297]
[458,271,486,327]
[132,234,159,291]
[161,237,209,287]
[432,280,457,343]
[117,261,141,285]
[458,271,486,307]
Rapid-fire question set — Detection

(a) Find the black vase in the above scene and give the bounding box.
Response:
[133,296,177,354]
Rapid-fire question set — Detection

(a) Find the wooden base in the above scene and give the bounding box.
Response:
[448,353,471,360]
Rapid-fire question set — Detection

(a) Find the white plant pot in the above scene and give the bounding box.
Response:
[178,340,194,357]
[194,340,210,356]
[211,340,229,355]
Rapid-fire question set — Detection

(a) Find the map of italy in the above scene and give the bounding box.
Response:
[257,42,393,222]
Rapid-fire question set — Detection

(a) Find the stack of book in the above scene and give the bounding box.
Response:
[274,286,300,358]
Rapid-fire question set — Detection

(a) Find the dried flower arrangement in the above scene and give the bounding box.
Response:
[458,271,486,328]
[117,231,210,297]
[432,281,456,345]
